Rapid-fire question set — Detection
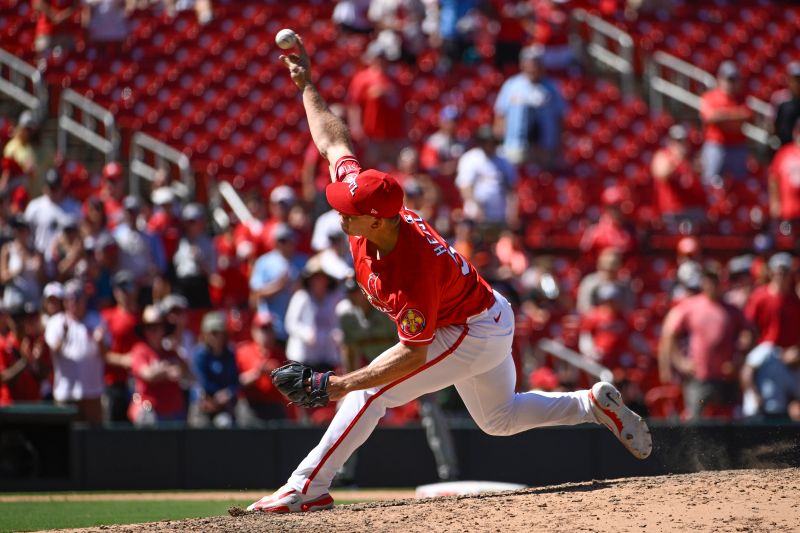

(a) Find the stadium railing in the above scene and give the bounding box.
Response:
[129,131,194,199]
[570,9,636,96]
[0,46,47,121]
[58,88,120,163]
[647,50,771,148]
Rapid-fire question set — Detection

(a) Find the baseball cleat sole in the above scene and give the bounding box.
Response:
[589,381,653,460]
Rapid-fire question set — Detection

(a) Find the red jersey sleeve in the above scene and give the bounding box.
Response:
[698,91,714,121]
[334,155,362,183]
[743,290,761,325]
[130,343,149,377]
[395,268,441,346]
[663,301,689,336]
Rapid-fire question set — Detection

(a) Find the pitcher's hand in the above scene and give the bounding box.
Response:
[280,35,312,91]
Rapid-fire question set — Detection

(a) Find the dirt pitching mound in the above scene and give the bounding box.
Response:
[52,468,799,533]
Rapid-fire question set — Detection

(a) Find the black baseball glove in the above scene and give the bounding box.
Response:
[271,362,333,408]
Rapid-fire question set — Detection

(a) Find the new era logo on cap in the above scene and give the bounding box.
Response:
[326,169,404,218]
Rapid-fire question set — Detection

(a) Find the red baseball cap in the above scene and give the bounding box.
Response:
[326,169,404,218]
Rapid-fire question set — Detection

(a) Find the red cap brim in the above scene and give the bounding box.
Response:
[325,181,362,216]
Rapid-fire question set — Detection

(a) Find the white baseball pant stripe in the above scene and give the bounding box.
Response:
[288,291,597,497]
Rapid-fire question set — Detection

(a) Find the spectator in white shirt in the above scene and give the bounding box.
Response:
[285,256,344,371]
[24,169,81,254]
[44,279,108,424]
[456,125,518,230]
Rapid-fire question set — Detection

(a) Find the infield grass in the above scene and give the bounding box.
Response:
[0,498,362,532]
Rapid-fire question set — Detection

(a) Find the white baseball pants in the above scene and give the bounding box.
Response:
[288,291,597,497]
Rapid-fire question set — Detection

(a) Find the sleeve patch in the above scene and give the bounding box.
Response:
[335,156,362,184]
[399,308,426,337]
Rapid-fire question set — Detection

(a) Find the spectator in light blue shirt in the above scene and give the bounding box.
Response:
[249,224,307,342]
[494,45,566,168]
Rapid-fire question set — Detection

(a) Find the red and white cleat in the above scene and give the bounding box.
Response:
[589,381,653,460]
[246,485,334,513]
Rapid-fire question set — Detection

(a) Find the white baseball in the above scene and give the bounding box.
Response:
[275,28,298,50]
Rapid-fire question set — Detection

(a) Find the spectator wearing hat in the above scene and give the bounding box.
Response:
[699,61,753,185]
[2,111,39,176]
[160,294,195,360]
[0,214,44,300]
[147,186,181,260]
[24,168,81,254]
[46,214,84,281]
[745,253,800,352]
[0,288,50,405]
[250,223,307,342]
[262,185,300,252]
[724,255,755,310]
[420,106,466,182]
[99,270,139,422]
[576,247,634,314]
[659,266,752,419]
[347,40,407,168]
[235,312,287,425]
[768,118,800,231]
[456,125,518,232]
[771,61,800,147]
[579,282,632,371]
[173,203,216,309]
[44,279,108,424]
[650,124,707,231]
[285,256,344,371]
[191,311,239,428]
[113,195,167,300]
[41,281,64,323]
[579,187,636,258]
[129,305,188,425]
[336,277,397,373]
[494,45,566,168]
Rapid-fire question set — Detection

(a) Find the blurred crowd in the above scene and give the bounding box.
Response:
[1,0,799,426]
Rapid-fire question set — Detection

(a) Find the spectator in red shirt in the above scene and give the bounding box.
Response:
[347,41,406,169]
[147,186,181,261]
[579,186,636,257]
[420,106,465,208]
[261,186,298,252]
[96,161,126,229]
[659,266,751,419]
[768,118,800,229]
[33,0,79,61]
[235,311,287,425]
[699,61,753,186]
[0,297,50,405]
[129,305,189,425]
[579,283,632,371]
[745,253,800,350]
[232,191,270,257]
[651,124,707,232]
[100,270,139,422]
